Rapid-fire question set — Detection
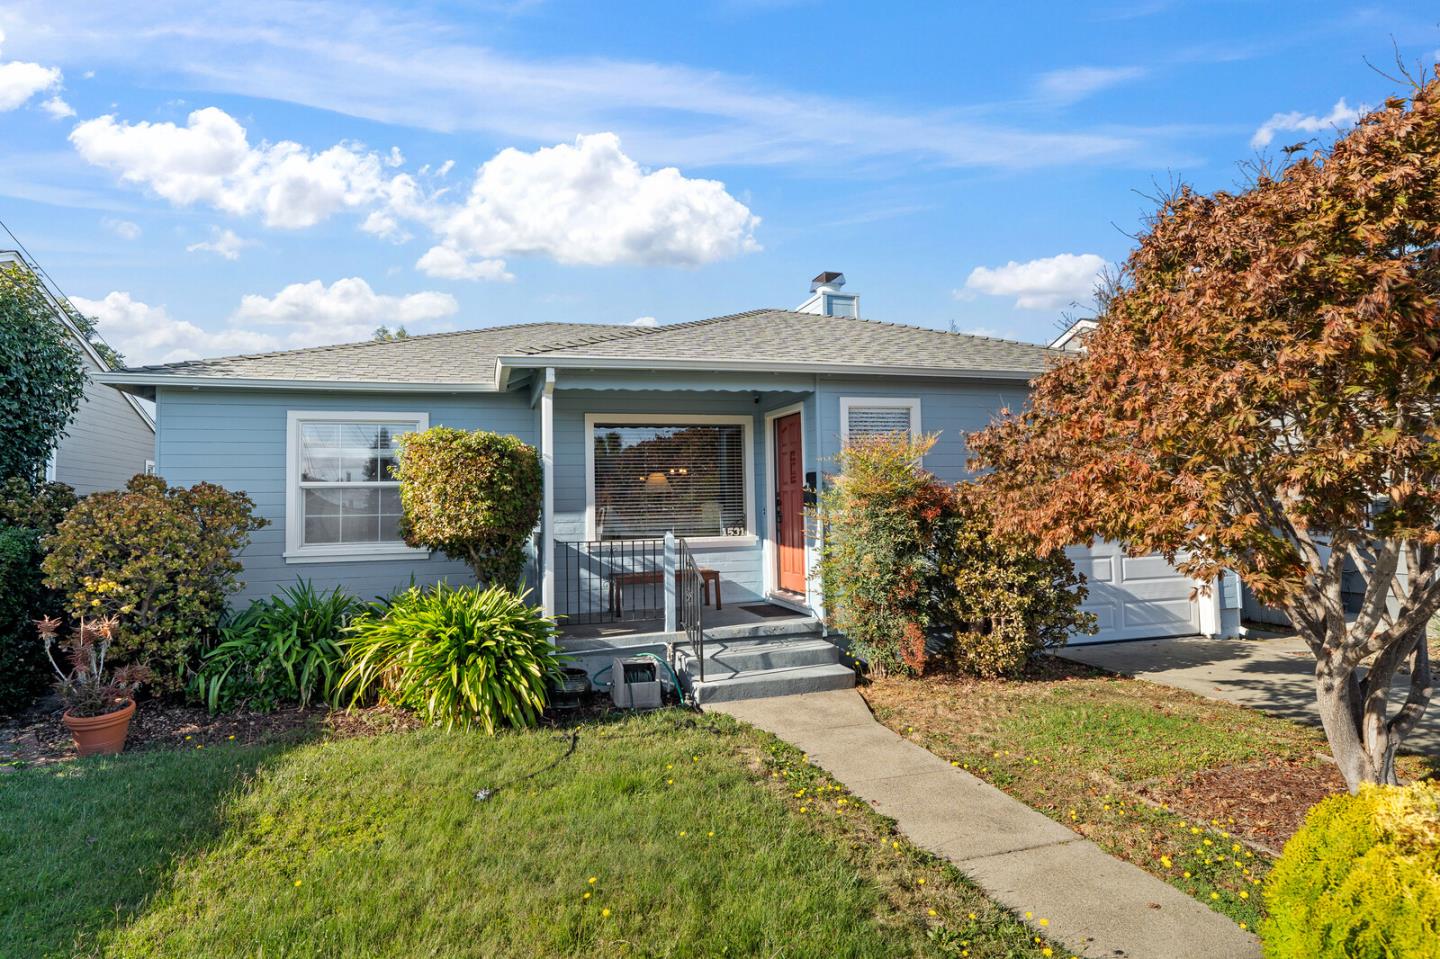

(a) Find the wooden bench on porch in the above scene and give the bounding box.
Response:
[608,567,723,618]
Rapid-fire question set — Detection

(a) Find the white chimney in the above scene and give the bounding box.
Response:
[795,271,859,317]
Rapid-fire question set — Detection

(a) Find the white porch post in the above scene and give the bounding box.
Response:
[540,368,556,617]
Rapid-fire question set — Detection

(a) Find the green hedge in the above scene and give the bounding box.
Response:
[1263,780,1440,958]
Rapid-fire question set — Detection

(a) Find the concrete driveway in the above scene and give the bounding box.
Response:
[1059,634,1439,758]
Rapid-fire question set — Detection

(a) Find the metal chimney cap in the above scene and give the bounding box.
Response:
[810,271,845,292]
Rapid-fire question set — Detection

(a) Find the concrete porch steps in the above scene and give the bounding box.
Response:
[676,628,855,704]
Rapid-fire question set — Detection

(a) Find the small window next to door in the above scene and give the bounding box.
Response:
[839,397,921,443]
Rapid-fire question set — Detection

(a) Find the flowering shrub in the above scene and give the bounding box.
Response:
[339,583,564,732]
[394,427,542,588]
[818,433,1091,677]
[36,614,151,717]
[42,475,267,694]
[0,480,77,714]
[1263,780,1440,958]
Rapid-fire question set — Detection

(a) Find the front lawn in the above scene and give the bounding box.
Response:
[2,710,1057,959]
[862,660,1436,932]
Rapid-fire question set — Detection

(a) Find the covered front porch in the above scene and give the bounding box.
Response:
[522,366,823,644]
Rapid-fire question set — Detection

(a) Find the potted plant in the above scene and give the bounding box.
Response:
[36,614,151,756]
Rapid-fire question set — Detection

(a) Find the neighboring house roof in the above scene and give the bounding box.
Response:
[1049,317,1098,352]
[96,310,1062,398]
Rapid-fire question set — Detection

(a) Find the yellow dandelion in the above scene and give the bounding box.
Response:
[583,892,591,900]
[1239,922,1247,930]
[927,908,937,917]
[666,778,674,785]
[799,806,807,813]
[1210,893,1219,900]
[968,912,977,920]
[708,831,715,838]
[1183,871,1192,879]
[1038,918,1049,927]
[1160,856,1173,869]
[1240,891,1249,900]
[588,876,598,885]
[1231,844,1241,853]
[678,830,687,837]
[917,877,925,885]
[227,735,235,741]
[1025,911,1033,919]
[1043,950,1053,958]
[293,879,302,887]
[601,908,611,918]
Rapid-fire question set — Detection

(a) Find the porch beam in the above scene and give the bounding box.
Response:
[540,367,556,617]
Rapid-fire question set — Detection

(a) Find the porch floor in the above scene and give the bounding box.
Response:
[559,601,813,644]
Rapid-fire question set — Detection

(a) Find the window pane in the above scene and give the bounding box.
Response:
[592,422,746,540]
[297,419,417,548]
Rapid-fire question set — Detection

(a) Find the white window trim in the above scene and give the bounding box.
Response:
[584,412,757,547]
[838,396,922,444]
[284,410,431,564]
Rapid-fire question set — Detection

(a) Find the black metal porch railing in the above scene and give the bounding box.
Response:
[677,536,705,681]
[556,539,666,626]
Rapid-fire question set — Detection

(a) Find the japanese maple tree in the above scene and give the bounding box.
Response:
[970,73,1440,790]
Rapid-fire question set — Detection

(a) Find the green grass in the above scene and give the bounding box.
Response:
[2,711,1058,959]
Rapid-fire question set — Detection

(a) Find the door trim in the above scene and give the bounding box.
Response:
[763,402,808,608]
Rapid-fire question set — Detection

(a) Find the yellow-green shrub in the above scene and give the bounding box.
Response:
[1262,780,1440,959]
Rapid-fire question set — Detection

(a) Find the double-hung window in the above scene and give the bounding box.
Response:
[586,414,753,542]
[285,411,429,561]
[839,397,921,443]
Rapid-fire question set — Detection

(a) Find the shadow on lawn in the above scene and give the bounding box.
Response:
[0,737,305,959]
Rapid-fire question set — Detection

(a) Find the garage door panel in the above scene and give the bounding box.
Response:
[1067,542,1199,644]
[1120,555,1188,583]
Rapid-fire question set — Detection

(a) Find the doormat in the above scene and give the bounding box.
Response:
[738,603,797,618]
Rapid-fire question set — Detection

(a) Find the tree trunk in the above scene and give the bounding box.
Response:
[1314,654,1379,791]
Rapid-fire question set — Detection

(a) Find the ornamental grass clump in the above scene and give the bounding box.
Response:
[339,582,565,733]
[193,580,366,712]
[1262,780,1440,959]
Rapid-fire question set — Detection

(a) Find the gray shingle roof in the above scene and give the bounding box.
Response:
[105,310,1059,393]
[115,322,624,390]
[510,309,1059,376]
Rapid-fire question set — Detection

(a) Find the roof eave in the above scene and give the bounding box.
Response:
[494,354,1043,386]
[93,371,498,399]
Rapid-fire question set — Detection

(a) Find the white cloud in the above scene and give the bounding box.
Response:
[414,245,512,281]
[0,30,64,111]
[1251,97,1362,150]
[231,277,458,345]
[69,106,408,229]
[630,316,658,327]
[186,227,253,260]
[960,253,1106,311]
[12,4,1157,172]
[69,291,278,365]
[101,217,142,240]
[40,95,74,118]
[1034,66,1145,105]
[425,133,759,270]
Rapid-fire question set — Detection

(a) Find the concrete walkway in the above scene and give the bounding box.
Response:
[1060,635,1439,757]
[711,689,1260,959]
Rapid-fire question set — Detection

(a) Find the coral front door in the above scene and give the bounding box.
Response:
[774,412,806,596]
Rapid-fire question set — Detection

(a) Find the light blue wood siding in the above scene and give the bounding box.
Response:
[155,387,535,605]
[813,376,1031,483]
[151,372,1034,613]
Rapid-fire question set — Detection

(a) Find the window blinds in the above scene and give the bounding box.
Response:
[592,422,747,540]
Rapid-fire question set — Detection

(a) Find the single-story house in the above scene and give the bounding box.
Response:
[97,273,1238,700]
[2,251,156,495]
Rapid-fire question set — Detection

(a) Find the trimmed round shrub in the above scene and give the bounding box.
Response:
[339,583,565,733]
[394,427,541,589]
[1262,780,1440,959]
[42,475,267,694]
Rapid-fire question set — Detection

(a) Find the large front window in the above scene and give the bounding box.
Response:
[286,411,428,561]
[590,417,751,540]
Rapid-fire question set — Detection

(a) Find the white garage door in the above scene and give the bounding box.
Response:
[1065,542,1200,644]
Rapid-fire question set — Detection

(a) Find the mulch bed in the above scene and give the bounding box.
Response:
[1,697,421,768]
[1141,757,1346,850]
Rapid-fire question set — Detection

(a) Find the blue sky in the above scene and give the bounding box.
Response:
[0,1,1436,365]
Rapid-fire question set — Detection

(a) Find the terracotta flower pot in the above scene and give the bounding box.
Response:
[62,699,136,756]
